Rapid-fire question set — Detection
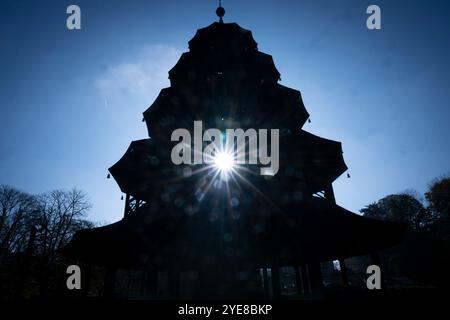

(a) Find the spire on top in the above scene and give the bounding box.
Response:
[216,0,225,23]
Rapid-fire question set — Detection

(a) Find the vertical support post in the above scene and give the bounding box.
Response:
[145,270,158,297]
[262,268,270,297]
[338,259,349,286]
[82,263,92,298]
[300,265,310,294]
[104,267,116,299]
[168,269,180,299]
[124,194,131,217]
[271,267,281,298]
[308,263,323,292]
[294,266,302,295]
[324,184,336,204]
[370,251,385,289]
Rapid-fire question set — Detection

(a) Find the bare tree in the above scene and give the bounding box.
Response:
[31,188,92,297]
[0,186,93,298]
[0,185,36,256]
[34,188,92,264]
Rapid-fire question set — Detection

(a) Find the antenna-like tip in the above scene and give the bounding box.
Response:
[216,0,225,23]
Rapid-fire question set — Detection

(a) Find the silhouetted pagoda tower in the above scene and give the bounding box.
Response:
[64,5,404,298]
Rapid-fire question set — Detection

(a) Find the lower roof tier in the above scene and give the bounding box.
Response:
[62,196,405,270]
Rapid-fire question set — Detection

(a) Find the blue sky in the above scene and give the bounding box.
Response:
[0,0,449,223]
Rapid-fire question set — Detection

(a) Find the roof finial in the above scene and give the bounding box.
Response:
[216,0,225,23]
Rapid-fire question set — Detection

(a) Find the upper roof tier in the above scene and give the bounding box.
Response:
[169,22,280,86]
[188,22,257,53]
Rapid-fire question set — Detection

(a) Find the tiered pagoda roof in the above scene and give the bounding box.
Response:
[64,18,404,275]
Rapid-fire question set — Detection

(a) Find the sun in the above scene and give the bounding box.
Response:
[213,151,235,172]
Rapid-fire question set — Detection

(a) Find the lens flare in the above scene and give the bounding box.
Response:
[214,151,234,172]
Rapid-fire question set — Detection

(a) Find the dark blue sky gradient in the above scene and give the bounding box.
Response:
[0,0,449,223]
